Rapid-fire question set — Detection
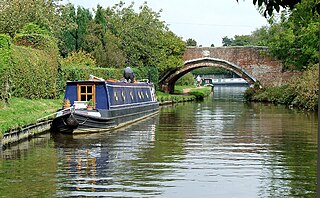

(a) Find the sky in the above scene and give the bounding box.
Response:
[62,0,268,47]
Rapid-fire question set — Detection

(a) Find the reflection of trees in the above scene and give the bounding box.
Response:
[252,105,318,197]
[198,87,317,197]
[120,106,191,190]
[228,102,317,197]
[0,134,57,197]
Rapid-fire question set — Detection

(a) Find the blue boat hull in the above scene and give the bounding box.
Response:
[51,103,159,134]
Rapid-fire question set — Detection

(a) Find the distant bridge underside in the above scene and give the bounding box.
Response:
[159,46,298,93]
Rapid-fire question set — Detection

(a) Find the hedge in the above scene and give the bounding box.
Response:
[10,46,59,99]
[0,33,60,101]
[14,33,59,53]
[0,34,12,102]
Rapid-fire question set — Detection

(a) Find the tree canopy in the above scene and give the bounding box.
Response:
[237,0,301,17]
[0,0,61,37]
[186,38,197,47]
[0,1,186,74]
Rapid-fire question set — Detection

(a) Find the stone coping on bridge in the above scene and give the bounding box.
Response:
[186,46,269,49]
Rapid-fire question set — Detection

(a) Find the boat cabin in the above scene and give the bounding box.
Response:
[63,80,157,110]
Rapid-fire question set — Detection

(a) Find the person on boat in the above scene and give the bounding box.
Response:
[123,66,135,83]
[196,75,202,87]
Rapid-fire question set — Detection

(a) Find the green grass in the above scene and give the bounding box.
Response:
[174,85,193,94]
[156,85,212,103]
[156,91,195,103]
[0,97,62,135]
[174,85,212,95]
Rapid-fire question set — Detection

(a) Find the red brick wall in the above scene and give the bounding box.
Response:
[183,46,295,86]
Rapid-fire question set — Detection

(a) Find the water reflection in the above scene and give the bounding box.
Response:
[0,134,57,197]
[0,87,317,197]
[53,115,163,197]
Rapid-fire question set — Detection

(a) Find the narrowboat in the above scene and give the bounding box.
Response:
[51,76,159,133]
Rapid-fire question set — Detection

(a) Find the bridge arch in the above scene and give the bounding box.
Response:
[158,46,299,94]
[159,57,256,94]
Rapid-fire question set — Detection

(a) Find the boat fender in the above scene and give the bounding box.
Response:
[66,115,79,128]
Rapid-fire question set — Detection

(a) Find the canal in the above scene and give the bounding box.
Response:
[0,87,317,197]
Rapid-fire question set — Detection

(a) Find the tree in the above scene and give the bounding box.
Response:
[53,3,93,57]
[250,26,269,46]
[238,0,320,17]
[76,7,92,51]
[267,0,319,70]
[0,0,61,37]
[94,5,107,34]
[186,38,197,46]
[243,0,319,70]
[82,5,125,68]
[236,0,300,17]
[105,2,185,72]
[222,35,256,46]
[222,36,232,46]
[57,3,77,56]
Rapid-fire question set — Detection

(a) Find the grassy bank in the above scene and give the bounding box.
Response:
[157,85,212,103]
[0,98,61,135]
[156,91,196,103]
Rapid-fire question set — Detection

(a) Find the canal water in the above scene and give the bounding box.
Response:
[0,87,317,197]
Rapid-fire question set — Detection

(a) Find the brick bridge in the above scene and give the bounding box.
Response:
[159,46,296,93]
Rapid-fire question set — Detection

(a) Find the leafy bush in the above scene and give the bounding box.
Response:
[57,67,121,93]
[188,87,212,101]
[189,90,205,100]
[60,50,96,68]
[1,32,60,101]
[288,64,318,110]
[156,90,195,103]
[19,23,51,36]
[133,67,159,85]
[244,65,318,111]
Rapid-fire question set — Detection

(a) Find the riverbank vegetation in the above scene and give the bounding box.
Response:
[244,65,318,111]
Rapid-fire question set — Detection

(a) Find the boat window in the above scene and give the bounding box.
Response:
[146,92,149,98]
[130,91,134,100]
[121,92,126,101]
[78,84,95,102]
[114,92,118,101]
[87,86,92,93]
